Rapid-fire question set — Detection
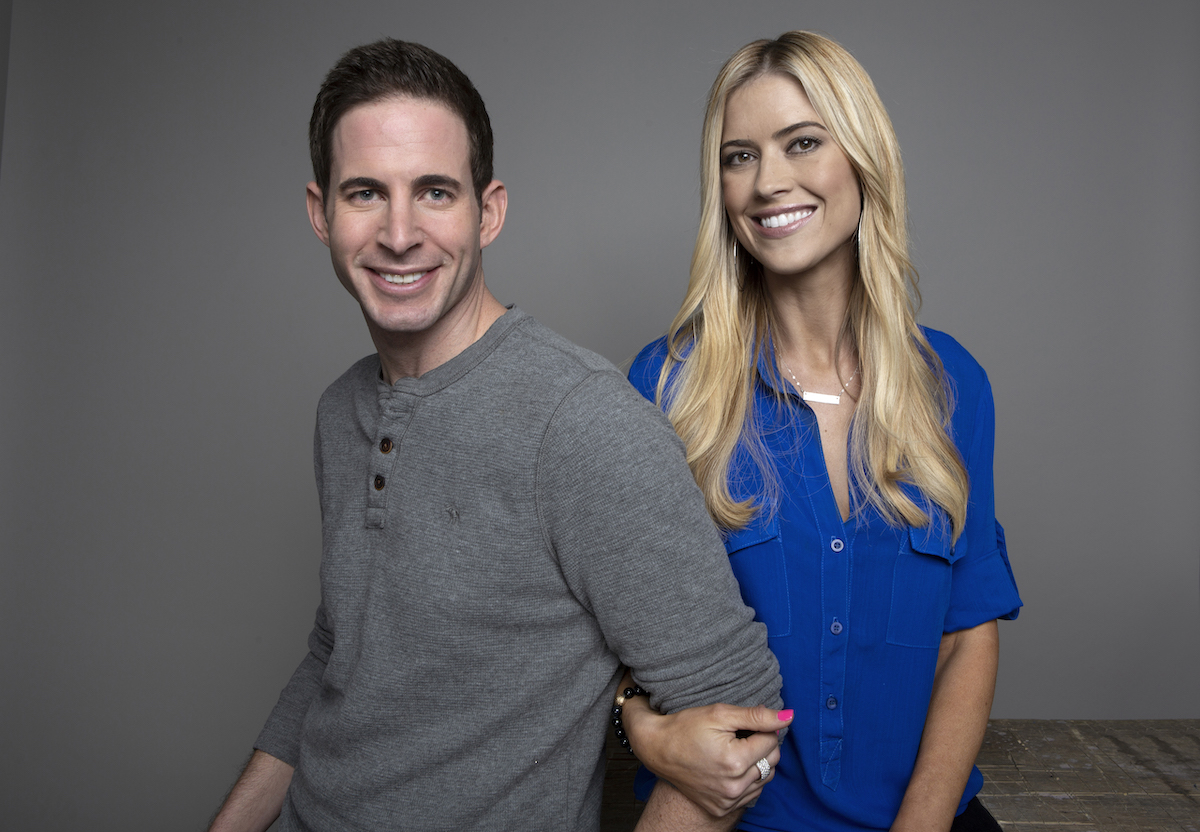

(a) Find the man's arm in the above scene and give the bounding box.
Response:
[618,668,790,818]
[537,373,783,826]
[539,373,782,713]
[208,749,294,832]
[635,780,743,832]
[890,620,999,832]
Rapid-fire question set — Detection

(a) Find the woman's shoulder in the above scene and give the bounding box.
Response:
[920,327,996,450]
[628,336,671,402]
[921,327,991,397]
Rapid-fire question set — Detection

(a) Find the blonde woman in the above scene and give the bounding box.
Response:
[622,32,1022,832]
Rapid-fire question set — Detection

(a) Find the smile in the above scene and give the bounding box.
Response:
[756,209,813,229]
[380,270,428,285]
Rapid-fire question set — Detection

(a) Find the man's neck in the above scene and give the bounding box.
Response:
[371,289,508,384]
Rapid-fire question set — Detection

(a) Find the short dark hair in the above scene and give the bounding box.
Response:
[309,39,494,203]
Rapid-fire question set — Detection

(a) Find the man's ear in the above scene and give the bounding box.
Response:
[478,179,507,249]
[306,181,331,247]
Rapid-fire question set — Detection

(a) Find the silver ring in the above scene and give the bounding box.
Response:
[756,758,771,781]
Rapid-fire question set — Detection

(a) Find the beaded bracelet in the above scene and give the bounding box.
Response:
[611,684,648,753]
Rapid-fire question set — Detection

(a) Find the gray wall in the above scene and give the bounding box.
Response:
[0,0,10,162]
[2,0,1196,827]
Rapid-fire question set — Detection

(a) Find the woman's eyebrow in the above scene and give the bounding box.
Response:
[773,120,826,140]
[721,120,829,152]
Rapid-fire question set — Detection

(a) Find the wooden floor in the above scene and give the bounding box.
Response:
[978,720,1199,832]
[601,720,1200,831]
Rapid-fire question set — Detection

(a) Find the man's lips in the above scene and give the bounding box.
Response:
[380,269,428,285]
[369,266,436,286]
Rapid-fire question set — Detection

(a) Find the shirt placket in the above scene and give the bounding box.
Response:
[366,389,417,529]
[791,404,851,791]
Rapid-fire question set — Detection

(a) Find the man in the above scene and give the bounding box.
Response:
[209,39,784,832]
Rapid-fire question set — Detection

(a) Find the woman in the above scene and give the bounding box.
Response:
[623,32,1021,832]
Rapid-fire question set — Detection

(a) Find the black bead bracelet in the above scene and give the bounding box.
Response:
[611,684,648,754]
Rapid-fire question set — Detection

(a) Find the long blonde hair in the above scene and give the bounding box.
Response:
[657,31,969,539]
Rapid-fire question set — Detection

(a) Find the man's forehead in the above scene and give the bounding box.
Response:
[330,96,470,164]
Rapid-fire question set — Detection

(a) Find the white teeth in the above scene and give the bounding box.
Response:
[759,210,812,229]
[382,270,427,285]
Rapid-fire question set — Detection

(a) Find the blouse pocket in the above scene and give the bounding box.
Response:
[725,516,791,638]
[885,516,957,649]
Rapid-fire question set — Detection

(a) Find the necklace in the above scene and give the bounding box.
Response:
[782,361,859,405]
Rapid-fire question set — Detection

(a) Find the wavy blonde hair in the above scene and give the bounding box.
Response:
[657,31,968,539]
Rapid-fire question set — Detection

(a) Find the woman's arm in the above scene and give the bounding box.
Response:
[618,671,792,818]
[890,619,999,832]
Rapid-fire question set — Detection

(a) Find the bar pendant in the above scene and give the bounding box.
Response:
[801,390,841,405]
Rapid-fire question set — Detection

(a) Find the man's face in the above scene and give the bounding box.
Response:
[307,97,504,344]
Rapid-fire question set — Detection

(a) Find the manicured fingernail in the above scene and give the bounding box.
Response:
[778,709,794,721]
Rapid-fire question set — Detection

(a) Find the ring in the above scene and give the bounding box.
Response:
[756,758,771,781]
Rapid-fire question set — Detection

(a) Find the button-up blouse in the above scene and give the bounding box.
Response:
[628,327,1022,832]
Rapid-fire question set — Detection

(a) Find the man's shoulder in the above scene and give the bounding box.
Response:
[501,312,621,378]
[315,353,381,413]
[494,313,670,432]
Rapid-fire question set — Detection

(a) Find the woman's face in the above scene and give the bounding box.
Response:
[720,73,861,287]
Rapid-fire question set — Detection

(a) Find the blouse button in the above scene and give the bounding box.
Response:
[380,437,393,453]
[826,696,839,710]
[830,619,843,635]
[374,475,386,490]
[830,538,844,552]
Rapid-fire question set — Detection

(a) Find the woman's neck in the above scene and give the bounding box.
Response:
[764,261,855,374]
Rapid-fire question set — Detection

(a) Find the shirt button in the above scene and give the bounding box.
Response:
[826,696,838,710]
[830,619,843,635]
[380,437,393,453]
[374,475,386,490]
[830,538,844,552]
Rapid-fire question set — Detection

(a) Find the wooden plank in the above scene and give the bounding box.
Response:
[979,720,1200,831]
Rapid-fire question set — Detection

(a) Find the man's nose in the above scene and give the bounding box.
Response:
[378,201,422,254]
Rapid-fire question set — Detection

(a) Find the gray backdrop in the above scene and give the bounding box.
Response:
[2,0,1197,827]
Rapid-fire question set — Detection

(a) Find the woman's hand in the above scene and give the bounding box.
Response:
[620,672,793,817]
[890,620,999,832]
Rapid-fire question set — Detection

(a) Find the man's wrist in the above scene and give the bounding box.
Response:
[612,683,649,753]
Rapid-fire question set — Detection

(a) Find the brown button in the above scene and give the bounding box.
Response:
[374,475,385,490]
[380,437,393,454]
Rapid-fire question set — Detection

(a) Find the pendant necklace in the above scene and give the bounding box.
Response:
[782,361,859,405]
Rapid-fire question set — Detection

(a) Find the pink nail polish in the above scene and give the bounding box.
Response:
[778,709,794,721]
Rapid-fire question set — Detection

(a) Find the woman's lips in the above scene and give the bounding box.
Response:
[752,207,815,238]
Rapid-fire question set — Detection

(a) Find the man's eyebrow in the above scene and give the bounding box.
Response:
[413,173,463,191]
[337,176,387,193]
[335,173,464,194]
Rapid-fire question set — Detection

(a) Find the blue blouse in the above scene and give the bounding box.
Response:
[628,329,1022,832]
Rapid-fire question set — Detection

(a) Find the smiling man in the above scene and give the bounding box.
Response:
[206,39,783,832]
